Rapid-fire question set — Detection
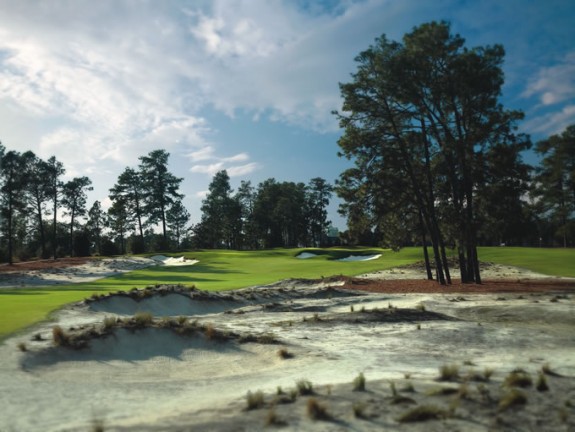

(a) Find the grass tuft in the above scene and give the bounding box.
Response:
[438,364,460,382]
[296,379,314,396]
[498,389,527,411]
[504,370,532,388]
[102,316,117,330]
[306,398,329,421]
[246,390,265,410]
[133,312,153,328]
[52,325,69,346]
[265,406,285,426]
[352,372,366,391]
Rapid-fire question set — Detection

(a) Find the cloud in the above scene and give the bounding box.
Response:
[522,105,575,137]
[522,52,575,106]
[187,143,258,177]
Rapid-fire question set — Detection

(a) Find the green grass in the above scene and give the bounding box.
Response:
[1,246,574,340]
[478,247,575,278]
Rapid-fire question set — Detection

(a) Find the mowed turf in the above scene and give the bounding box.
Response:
[1,246,574,339]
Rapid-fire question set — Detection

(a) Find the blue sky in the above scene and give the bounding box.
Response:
[0,0,574,230]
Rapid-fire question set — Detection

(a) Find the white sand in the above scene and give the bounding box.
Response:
[295,252,317,259]
[338,254,382,262]
[149,255,200,266]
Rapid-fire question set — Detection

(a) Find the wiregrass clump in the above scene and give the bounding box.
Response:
[296,379,314,396]
[246,390,265,410]
[504,370,532,388]
[498,389,527,411]
[52,325,69,346]
[133,312,154,328]
[352,372,366,391]
[306,398,329,420]
[438,364,460,382]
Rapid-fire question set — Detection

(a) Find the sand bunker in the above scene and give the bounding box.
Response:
[150,255,199,266]
[295,252,317,259]
[338,254,382,261]
[87,290,243,316]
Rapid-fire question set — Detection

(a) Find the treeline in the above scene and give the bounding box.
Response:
[0,145,335,264]
[334,22,575,284]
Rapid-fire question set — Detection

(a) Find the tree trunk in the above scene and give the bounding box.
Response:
[419,210,433,280]
[53,195,58,260]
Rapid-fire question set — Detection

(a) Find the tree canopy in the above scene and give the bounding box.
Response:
[335,21,530,283]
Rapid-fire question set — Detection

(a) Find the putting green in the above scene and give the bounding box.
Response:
[1,246,574,340]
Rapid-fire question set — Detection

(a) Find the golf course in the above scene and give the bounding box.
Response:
[1,246,574,340]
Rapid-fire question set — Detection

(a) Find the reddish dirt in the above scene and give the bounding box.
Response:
[0,257,94,273]
[341,277,575,294]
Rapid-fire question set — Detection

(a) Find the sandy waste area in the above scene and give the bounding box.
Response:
[1,256,574,431]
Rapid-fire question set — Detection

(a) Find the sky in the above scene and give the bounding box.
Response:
[0,0,574,231]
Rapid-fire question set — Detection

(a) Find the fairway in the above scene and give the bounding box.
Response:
[1,246,574,340]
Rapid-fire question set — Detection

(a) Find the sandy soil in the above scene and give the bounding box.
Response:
[0,258,574,431]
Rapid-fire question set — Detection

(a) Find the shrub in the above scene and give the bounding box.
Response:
[352,372,366,391]
[296,379,314,396]
[246,390,265,410]
[306,398,329,420]
[397,405,446,423]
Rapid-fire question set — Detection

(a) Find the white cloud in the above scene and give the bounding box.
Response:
[522,52,575,106]
[187,146,216,162]
[522,104,575,136]
[227,162,259,177]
